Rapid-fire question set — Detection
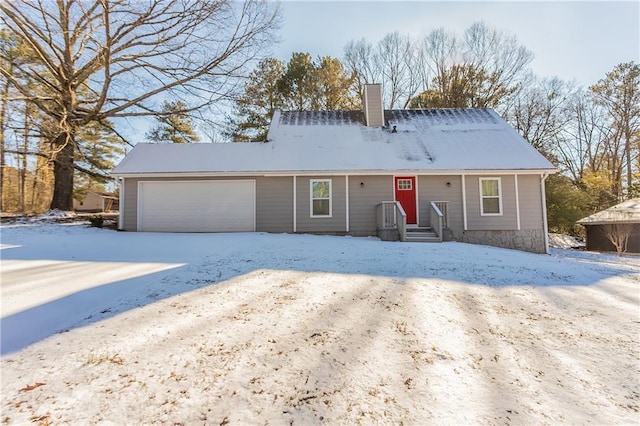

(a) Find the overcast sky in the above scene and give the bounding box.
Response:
[272,0,639,87]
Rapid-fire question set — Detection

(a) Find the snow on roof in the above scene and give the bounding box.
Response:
[112,108,555,176]
[577,198,640,225]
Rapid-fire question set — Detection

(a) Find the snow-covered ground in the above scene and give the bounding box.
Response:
[1,223,639,424]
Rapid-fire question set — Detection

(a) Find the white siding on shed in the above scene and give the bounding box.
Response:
[137,180,255,232]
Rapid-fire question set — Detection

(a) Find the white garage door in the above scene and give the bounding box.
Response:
[138,180,255,232]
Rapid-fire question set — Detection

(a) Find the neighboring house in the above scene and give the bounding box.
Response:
[111,84,556,253]
[73,190,119,213]
[577,198,640,253]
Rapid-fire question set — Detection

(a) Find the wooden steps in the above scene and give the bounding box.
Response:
[405,227,441,242]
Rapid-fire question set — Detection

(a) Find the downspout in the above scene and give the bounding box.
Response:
[345,175,350,233]
[541,173,550,254]
[118,177,124,230]
[293,176,297,233]
[515,174,521,231]
[462,175,467,230]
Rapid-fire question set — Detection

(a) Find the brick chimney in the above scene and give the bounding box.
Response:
[363,84,384,127]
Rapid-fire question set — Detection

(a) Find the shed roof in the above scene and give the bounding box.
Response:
[577,198,640,225]
[112,108,555,176]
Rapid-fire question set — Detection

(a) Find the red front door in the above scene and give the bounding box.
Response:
[395,176,417,225]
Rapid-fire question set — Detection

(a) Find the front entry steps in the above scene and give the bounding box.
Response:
[405,227,441,242]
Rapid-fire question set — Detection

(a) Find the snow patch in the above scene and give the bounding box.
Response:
[548,233,585,249]
[1,224,638,424]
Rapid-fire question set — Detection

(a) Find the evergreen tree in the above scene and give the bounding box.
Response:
[315,56,360,110]
[278,52,318,110]
[146,101,200,144]
[225,54,359,142]
[224,58,285,142]
[409,64,488,108]
[545,174,591,235]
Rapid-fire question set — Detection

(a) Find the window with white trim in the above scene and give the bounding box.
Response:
[479,178,502,215]
[310,179,332,217]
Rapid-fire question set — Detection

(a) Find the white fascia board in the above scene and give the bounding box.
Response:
[111,168,557,179]
[273,169,557,176]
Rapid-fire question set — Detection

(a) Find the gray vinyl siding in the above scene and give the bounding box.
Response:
[465,175,518,230]
[349,175,394,234]
[122,178,139,231]
[256,177,293,233]
[517,174,544,230]
[417,175,464,233]
[296,176,347,233]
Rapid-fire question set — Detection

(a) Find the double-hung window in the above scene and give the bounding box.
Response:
[479,178,502,215]
[310,179,332,217]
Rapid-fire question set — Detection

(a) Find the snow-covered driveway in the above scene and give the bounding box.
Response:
[1,223,639,424]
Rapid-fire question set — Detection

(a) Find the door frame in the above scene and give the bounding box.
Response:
[394,175,419,226]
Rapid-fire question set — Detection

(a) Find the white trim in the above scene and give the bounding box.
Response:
[541,173,550,254]
[345,175,350,232]
[310,178,332,218]
[136,181,142,231]
[293,176,297,233]
[112,169,557,179]
[479,177,503,216]
[515,174,521,230]
[462,175,468,230]
[415,176,420,225]
[118,178,124,230]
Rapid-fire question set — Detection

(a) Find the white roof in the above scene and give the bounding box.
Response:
[112,108,555,176]
[577,198,640,225]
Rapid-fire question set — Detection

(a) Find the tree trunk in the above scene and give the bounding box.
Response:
[0,69,10,212]
[625,128,632,199]
[50,133,75,211]
[20,130,27,213]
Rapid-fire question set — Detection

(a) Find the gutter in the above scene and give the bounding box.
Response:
[541,173,550,254]
[110,169,558,179]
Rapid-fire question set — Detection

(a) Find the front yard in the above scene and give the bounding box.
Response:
[1,223,638,424]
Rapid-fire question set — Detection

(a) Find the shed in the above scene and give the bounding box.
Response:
[74,190,119,213]
[577,198,640,253]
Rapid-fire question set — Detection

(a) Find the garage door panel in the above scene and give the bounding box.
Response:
[138,181,255,232]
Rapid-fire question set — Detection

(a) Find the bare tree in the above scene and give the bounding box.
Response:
[421,27,459,97]
[554,91,613,183]
[0,0,280,210]
[344,33,421,109]
[375,32,419,108]
[462,22,533,107]
[590,62,640,199]
[343,38,379,102]
[505,75,577,156]
[419,22,533,111]
[599,223,635,255]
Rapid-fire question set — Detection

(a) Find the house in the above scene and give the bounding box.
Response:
[111,84,556,253]
[73,190,119,213]
[577,198,640,253]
